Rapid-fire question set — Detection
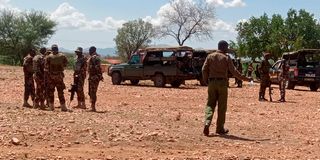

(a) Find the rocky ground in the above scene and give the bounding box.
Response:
[0,65,319,160]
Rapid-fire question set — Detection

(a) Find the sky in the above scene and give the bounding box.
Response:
[1,0,320,50]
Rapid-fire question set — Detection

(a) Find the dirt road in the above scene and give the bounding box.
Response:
[0,65,319,159]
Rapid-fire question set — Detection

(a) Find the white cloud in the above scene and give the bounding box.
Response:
[212,19,236,33]
[50,2,126,31]
[0,0,20,12]
[206,0,246,8]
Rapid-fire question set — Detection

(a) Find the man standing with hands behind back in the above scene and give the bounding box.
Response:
[202,40,252,136]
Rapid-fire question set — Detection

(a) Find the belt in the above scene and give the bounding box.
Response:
[209,77,227,81]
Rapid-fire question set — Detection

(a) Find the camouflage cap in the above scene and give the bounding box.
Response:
[75,47,83,53]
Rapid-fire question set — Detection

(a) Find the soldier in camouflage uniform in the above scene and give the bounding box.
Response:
[45,44,69,111]
[87,46,103,112]
[278,59,289,102]
[73,47,87,109]
[23,49,36,108]
[33,47,47,109]
[258,52,272,101]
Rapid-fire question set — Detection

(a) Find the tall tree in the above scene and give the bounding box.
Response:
[157,0,215,46]
[114,19,155,61]
[236,9,320,59]
[0,10,56,65]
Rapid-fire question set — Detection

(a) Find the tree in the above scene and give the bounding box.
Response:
[0,10,56,65]
[157,0,215,46]
[236,9,320,59]
[114,19,155,61]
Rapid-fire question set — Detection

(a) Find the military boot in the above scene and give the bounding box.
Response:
[90,102,96,112]
[40,102,46,110]
[203,125,210,136]
[80,101,86,109]
[61,104,68,112]
[23,100,32,108]
[279,97,285,102]
[48,103,54,111]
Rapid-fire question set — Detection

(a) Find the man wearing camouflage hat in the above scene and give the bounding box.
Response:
[73,47,87,109]
[44,44,69,111]
[33,47,47,109]
[23,49,36,108]
[87,46,103,112]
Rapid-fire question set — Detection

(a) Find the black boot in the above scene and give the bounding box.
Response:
[203,125,210,136]
[91,102,96,112]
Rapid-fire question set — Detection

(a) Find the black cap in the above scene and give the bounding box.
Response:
[40,47,47,54]
[218,40,229,53]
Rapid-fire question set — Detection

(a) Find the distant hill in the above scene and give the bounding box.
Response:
[59,47,117,57]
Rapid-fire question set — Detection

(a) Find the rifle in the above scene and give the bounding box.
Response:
[68,76,79,107]
[268,82,273,102]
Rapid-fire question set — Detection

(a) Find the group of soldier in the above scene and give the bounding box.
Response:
[22,44,103,112]
[258,52,289,102]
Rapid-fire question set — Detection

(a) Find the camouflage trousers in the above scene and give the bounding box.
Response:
[33,74,45,105]
[24,74,35,101]
[76,77,86,102]
[279,78,287,99]
[47,72,66,105]
[88,76,100,103]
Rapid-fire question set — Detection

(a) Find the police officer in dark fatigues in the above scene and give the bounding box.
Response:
[87,46,103,112]
[202,40,252,136]
[23,49,36,108]
[258,52,272,101]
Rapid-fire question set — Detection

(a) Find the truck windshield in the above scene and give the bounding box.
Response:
[305,53,320,63]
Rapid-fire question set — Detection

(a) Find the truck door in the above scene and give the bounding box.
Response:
[125,54,144,78]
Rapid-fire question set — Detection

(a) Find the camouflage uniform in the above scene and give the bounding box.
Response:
[33,53,46,109]
[279,59,289,102]
[45,45,68,111]
[88,46,103,112]
[258,53,272,101]
[73,47,87,108]
[23,53,35,107]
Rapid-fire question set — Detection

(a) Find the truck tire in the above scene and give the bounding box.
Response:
[154,73,165,87]
[310,82,319,91]
[287,81,295,89]
[171,80,182,88]
[112,72,122,85]
[130,80,139,85]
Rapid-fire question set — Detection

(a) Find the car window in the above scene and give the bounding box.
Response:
[273,61,281,69]
[305,53,320,63]
[129,55,141,64]
[163,51,174,57]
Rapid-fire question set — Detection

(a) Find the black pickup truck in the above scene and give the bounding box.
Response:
[269,49,320,91]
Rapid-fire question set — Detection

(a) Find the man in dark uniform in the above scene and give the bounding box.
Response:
[278,59,289,102]
[258,52,272,101]
[235,58,243,87]
[45,44,69,111]
[73,47,87,109]
[202,40,252,136]
[87,46,103,112]
[23,49,36,108]
[33,47,46,109]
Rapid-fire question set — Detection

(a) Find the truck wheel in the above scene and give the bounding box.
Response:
[112,72,122,85]
[310,83,319,91]
[171,80,182,88]
[287,81,295,89]
[130,80,139,85]
[154,73,165,87]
